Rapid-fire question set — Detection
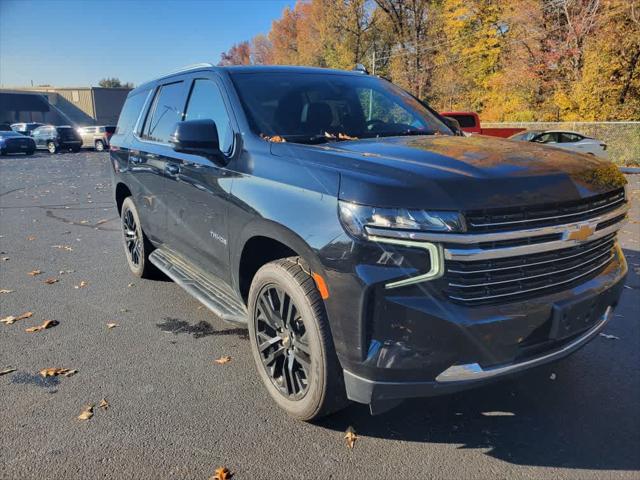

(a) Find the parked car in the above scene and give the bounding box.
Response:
[440,111,526,138]
[510,130,608,158]
[0,123,12,131]
[111,65,627,420]
[11,122,45,137]
[77,125,116,151]
[32,125,82,153]
[0,130,36,155]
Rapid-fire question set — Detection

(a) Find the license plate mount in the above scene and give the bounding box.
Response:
[550,297,600,340]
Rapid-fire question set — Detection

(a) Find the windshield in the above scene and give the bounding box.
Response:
[229,72,451,144]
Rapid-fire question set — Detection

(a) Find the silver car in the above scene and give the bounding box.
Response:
[510,130,608,159]
[77,125,116,151]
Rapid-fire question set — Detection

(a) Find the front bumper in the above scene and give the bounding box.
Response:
[321,237,627,411]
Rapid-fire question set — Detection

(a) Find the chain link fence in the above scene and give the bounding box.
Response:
[483,122,640,167]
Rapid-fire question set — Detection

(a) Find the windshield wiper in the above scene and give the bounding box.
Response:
[376,129,437,138]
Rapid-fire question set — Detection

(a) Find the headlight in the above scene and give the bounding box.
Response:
[338,200,465,239]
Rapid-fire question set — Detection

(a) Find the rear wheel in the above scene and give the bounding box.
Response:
[47,141,57,154]
[248,257,347,421]
[95,140,105,152]
[120,197,157,278]
[26,149,34,156]
[71,146,81,153]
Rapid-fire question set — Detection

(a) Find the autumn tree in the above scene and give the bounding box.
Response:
[218,41,252,65]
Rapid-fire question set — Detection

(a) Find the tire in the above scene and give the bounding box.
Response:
[26,149,35,156]
[120,196,157,278]
[95,140,105,152]
[47,141,57,154]
[72,146,81,153]
[248,257,347,421]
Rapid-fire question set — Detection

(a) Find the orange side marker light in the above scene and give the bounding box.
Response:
[312,272,330,300]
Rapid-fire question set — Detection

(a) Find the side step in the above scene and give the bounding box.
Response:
[149,247,248,325]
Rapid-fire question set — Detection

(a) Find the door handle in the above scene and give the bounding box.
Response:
[165,164,180,175]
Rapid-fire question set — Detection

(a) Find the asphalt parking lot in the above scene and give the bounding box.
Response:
[1,150,639,480]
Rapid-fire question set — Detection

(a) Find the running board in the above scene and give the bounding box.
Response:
[149,247,248,325]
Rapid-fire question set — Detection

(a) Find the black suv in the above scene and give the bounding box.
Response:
[32,125,82,153]
[110,64,628,420]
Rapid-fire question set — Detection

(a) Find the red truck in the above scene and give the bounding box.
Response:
[441,111,525,138]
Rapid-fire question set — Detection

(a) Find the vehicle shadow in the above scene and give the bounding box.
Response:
[318,247,640,471]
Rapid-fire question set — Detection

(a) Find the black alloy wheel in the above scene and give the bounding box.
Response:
[255,284,312,399]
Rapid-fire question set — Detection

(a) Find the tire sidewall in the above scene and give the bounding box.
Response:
[47,142,56,154]
[95,140,104,151]
[248,263,329,420]
[121,197,146,277]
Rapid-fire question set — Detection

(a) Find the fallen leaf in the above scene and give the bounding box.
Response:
[39,367,76,378]
[0,289,14,294]
[214,355,232,365]
[25,319,59,333]
[59,269,74,275]
[1,312,33,325]
[260,133,286,143]
[95,219,108,225]
[99,398,109,410]
[77,404,94,421]
[127,282,134,287]
[1,257,9,261]
[74,281,88,289]
[599,332,620,340]
[344,426,357,449]
[26,235,36,241]
[211,467,232,480]
[106,323,119,329]
[27,269,42,276]
[549,373,557,380]
[43,277,59,285]
[0,367,16,376]
[79,220,89,224]
[52,245,73,251]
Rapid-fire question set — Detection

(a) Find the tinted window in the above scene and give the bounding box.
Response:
[143,82,185,143]
[105,126,116,134]
[450,114,476,128]
[559,132,582,143]
[184,79,233,153]
[115,90,150,135]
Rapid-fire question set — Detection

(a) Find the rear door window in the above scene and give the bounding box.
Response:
[142,82,186,143]
[184,79,233,154]
[535,132,558,143]
[559,133,582,143]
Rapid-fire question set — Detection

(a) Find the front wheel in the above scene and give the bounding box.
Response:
[47,141,57,154]
[120,197,157,278]
[26,150,35,156]
[248,257,347,421]
[95,140,105,152]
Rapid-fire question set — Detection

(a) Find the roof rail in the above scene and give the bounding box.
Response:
[160,63,215,78]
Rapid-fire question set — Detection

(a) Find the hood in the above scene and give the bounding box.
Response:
[271,134,626,210]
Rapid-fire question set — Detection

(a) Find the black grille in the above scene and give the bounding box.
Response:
[444,234,616,305]
[465,188,625,233]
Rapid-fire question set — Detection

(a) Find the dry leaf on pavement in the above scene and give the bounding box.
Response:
[214,356,232,365]
[27,269,42,276]
[26,235,36,241]
[52,245,74,251]
[96,219,108,225]
[1,257,9,261]
[106,323,119,329]
[25,319,59,333]
[0,289,14,294]
[74,281,88,289]
[211,467,232,480]
[43,277,59,285]
[344,426,357,449]
[99,398,109,410]
[39,367,77,378]
[77,404,94,421]
[1,312,33,325]
[0,367,17,376]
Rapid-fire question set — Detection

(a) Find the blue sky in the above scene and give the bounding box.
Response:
[0,0,294,87]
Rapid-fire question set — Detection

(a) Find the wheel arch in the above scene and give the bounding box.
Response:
[234,219,327,304]
[115,182,132,215]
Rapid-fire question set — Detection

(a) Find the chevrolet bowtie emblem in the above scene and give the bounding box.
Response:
[567,224,595,241]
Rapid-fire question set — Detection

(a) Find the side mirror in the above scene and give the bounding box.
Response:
[170,119,220,158]
[442,116,464,136]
